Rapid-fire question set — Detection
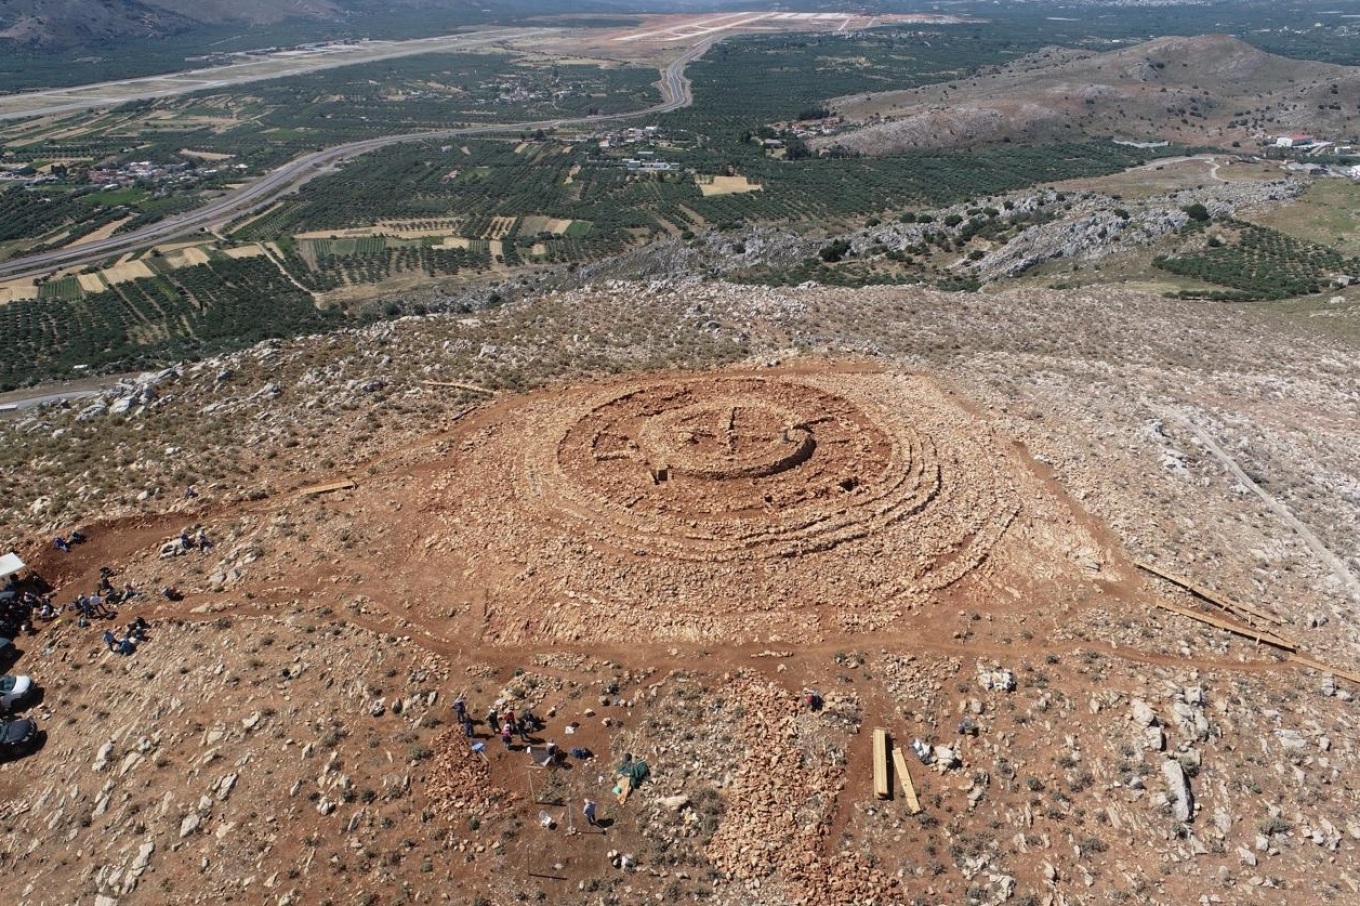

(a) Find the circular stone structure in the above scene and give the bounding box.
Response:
[424,368,1034,644]
[635,396,816,482]
[531,376,941,561]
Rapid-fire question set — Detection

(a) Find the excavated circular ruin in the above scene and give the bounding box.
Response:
[530,376,941,561]
[427,369,1024,643]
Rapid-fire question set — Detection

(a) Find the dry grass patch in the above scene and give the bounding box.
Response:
[101,261,156,284]
[180,148,235,161]
[0,280,38,303]
[65,217,133,248]
[1252,179,1360,256]
[165,247,211,269]
[697,175,763,197]
[76,273,108,293]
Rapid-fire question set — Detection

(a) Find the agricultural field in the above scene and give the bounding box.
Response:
[1,52,661,176]
[3,9,1359,389]
[0,257,339,388]
[1155,219,1360,302]
[0,182,210,262]
[697,174,762,196]
[0,51,662,264]
[1251,179,1360,258]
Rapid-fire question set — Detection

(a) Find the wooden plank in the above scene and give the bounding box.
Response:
[1136,560,1284,626]
[297,479,356,498]
[872,727,890,800]
[1151,599,1297,651]
[421,380,495,394]
[892,745,922,814]
[1289,653,1360,687]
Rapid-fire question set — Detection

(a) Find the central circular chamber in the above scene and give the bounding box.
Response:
[635,398,814,481]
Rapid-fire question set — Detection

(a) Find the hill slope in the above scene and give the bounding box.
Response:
[817,35,1360,154]
[3,277,1360,905]
[0,0,194,48]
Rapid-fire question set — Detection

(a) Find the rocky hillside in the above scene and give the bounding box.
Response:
[572,161,1305,291]
[819,35,1360,154]
[2,277,1360,905]
[0,0,194,49]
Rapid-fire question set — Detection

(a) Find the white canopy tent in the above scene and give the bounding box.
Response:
[0,553,26,581]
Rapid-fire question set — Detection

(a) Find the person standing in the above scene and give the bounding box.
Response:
[500,721,514,749]
[583,799,598,828]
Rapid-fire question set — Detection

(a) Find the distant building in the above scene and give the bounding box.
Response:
[1275,133,1314,148]
[621,158,678,172]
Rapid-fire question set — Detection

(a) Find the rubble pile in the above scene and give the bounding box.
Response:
[427,728,506,818]
[704,680,898,905]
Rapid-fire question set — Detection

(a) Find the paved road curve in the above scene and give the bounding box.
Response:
[0,40,714,283]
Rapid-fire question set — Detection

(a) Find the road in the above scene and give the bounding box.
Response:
[1130,153,1230,181]
[0,371,135,415]
[0,39,714,283]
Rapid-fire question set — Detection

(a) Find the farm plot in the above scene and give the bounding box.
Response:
[295,234,493,291]
[0,257,339,388]
[1155,220,1360,301]
[696,175,763,196]
[0,280,38,303]
[519,215,580,236]
[164,247,211,269]
[487,216,519,239]
[101,260,157,285]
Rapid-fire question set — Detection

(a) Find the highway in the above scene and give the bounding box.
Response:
[0,39,714,282]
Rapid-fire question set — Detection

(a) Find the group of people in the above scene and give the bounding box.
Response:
[446,694,658,836]
[179,529,212,552]
[102,616,150,656]
[17,531,158,658]
[0,582,45,638]
[67,566,141,626]
[453,697,545,748]
[1,570,135,636]
[51,530,87,553]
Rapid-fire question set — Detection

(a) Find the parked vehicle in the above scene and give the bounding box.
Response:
[0,674,32,711]
[0,717,39,759]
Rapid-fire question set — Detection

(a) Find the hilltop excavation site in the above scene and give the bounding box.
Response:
[2,278,1360,906]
